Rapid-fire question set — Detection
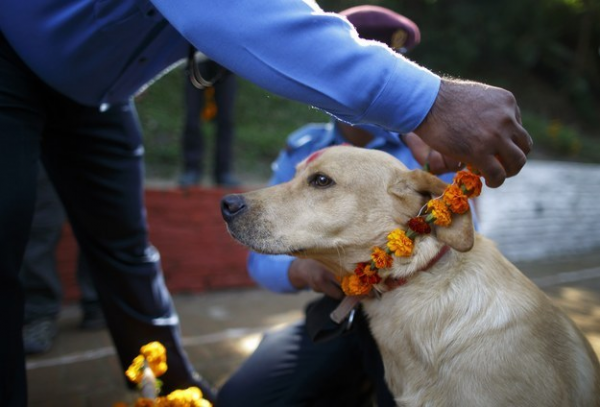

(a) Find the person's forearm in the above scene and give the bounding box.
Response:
[152,0,440,134]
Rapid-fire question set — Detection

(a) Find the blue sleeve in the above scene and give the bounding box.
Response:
[247,252,299,293]
[151,0,440,133]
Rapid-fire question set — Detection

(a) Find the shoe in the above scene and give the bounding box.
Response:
[23,318,58,355]
[79,307,106,331]
[215,173,241,187]
[179,170,202,188]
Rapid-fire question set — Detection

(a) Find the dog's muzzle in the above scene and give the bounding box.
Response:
[221,194,247,222]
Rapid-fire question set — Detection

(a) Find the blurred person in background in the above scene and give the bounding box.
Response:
[21,164,105,355]
[179,57,240,188]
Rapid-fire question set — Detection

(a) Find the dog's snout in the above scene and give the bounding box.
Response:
[221,194,247,221]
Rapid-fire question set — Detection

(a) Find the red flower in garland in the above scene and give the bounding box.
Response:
[408,217,432,234]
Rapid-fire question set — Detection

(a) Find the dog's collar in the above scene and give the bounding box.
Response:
[330,245,450,324]
[383,244,450,291]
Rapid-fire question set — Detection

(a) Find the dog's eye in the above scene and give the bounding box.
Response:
[308,173,335,188]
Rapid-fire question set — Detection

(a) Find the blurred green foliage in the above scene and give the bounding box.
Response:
[138,0,600,182]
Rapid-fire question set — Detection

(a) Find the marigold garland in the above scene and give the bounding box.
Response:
[119,342,213,407]
[340,166,483,296]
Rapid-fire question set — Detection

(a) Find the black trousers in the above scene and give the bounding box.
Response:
[181,61,237,178]
[0,33,200,406]
[217,298,395,407]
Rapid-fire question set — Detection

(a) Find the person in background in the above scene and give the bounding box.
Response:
[179,57,240,188]
[0,0,530,405]
[217,7,467,406]
[21,164,105,355]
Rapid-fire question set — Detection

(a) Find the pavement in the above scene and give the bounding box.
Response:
[25,249,600,407]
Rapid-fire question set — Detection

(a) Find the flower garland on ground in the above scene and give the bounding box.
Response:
[340,167,483,296]
[115,341,212,407]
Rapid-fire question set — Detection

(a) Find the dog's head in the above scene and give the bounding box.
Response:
[221,145,474,274]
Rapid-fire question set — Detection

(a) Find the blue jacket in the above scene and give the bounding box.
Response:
[248,122,457,293]
[0,0,439,134]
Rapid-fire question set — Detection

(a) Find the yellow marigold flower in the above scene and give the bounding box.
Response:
[140,342,166,362]
[386,229,413,258]
[141,342,168,378]
[427,199,452,226]
[442,184,470,214]
[126,355,146,384]
[341,274,372,296]
[454,171,482,197]
[371,247,393,269]
[164,387,209,407]
[134,398,155,407]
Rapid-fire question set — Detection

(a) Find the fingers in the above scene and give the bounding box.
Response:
[512,123,533,158]
[478,117,531,187]
[476,157,507,188]
[402,132,429,166]
[426,150,462,175]
[321,282,344,300]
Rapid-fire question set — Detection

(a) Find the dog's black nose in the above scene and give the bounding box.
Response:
[221,194,247,222]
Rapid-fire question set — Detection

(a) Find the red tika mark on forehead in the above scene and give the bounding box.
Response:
[306,150,324,164]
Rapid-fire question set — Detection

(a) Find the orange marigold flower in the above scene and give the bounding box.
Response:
[371,247,393,269]
[454,171,482,197]
[407,217,431,234]
[442,184,470,214]
[341,274,372,296]
[134,398,155,407]
[427,199,452,226]
[386,229,413,258]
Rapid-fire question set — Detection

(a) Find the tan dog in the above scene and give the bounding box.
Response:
[221,145,600,406]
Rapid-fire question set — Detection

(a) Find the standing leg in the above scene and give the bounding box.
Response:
[0,32,46,407]
[180,71,206,187]
[20,164,66,354]
[213,72,239,186]
[76,254,106,330]
[41,97,215,400]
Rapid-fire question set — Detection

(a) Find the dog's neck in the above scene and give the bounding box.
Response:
[383,244,450,291]
[330,240,451,324]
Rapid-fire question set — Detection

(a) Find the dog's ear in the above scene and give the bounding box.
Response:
[390,169,475,252]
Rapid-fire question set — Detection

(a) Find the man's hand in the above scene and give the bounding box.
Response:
[288,259,344,300]
[414,78,532,187]
[402,132,462,175]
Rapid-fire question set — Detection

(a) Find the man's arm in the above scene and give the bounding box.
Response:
[154,0,530,187]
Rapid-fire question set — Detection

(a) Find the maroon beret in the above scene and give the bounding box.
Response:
[339,5,421,53]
